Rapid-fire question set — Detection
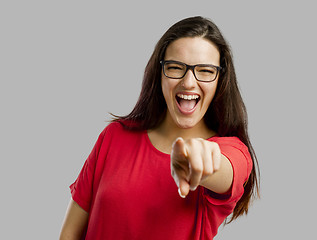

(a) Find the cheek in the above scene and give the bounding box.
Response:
[161,77,176,103]
[161,78,169,102]
[203,84,218,105]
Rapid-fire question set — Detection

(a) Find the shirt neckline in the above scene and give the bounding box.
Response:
[143,130,171,158]
[143,130,219,157]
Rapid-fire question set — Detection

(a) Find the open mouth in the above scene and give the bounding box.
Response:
[176,93,200,114]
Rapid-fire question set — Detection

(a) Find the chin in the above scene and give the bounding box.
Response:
[175,118,198,129]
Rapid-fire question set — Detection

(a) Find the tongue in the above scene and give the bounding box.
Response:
[179,99,196,111]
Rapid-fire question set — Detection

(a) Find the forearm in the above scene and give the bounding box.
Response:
[59,199,89,240]
[199,154,233,194]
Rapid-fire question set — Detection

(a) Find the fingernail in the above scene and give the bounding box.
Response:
[190,186,197,191]
[172,137,181,148]
[178,188,186,198]
[175,137,183,143]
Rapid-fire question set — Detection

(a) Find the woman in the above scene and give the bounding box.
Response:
[60,16,259,240]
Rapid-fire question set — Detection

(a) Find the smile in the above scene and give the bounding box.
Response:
[176,93,200,114]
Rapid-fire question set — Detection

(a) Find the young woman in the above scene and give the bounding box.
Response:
[60,16,259,240]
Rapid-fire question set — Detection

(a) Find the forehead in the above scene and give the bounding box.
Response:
[164,37,220,66]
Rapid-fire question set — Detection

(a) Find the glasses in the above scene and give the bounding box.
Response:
[160,60,222,82]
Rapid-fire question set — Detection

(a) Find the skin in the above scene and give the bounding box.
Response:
[60,37,234,239]
[59,200,88,240]
[149,37,233,197]
[161,37,219,131]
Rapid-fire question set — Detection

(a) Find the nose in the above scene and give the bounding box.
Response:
[181,69,197,89]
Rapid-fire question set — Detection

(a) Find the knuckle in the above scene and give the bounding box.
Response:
[202,140,210,149]
[186,138,196,146]
[204,168,213,176]
[187,138,204,145]
[211,141,220,150]
[190,163,203,173]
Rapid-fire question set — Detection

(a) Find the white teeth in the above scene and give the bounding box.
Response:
[177,94,199,100]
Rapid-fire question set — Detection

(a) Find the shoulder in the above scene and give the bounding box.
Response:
[99,120,144,143]
[92,122,126,150]
[103,121,124,133]
[101,120,133,136]
[209,136,250,159]
[104,120,142,132]
[209,136,246,149]
[209,136,253,178]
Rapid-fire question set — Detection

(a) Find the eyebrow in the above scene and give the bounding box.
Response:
[164,60,221,68]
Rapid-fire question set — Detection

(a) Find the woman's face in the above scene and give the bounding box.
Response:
[161,37,220,130]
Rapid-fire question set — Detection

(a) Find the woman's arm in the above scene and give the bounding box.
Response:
[199,153,233,193]
[171,137,233,198]
[59,199,89,240]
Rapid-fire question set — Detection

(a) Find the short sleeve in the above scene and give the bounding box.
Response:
[69,128,107,212]
[204,137,253,206]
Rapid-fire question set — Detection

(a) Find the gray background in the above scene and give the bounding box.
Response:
[1,0,316,239]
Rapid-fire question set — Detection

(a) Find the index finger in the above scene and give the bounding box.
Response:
[171,137,188,160]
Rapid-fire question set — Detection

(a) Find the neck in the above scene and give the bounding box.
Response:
[160,116,214,140]
[148,114,216,154]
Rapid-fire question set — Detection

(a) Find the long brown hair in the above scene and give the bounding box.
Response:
[113,16,260,222]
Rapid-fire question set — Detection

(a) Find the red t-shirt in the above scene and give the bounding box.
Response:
[70,122,252,240]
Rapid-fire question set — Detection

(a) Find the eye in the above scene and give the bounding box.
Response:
[199,69,215,74]
[196,66,217,75]
[167,66,182,70]
[165,63,184,71]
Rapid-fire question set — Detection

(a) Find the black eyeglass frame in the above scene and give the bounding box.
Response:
[160,60,223,82]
